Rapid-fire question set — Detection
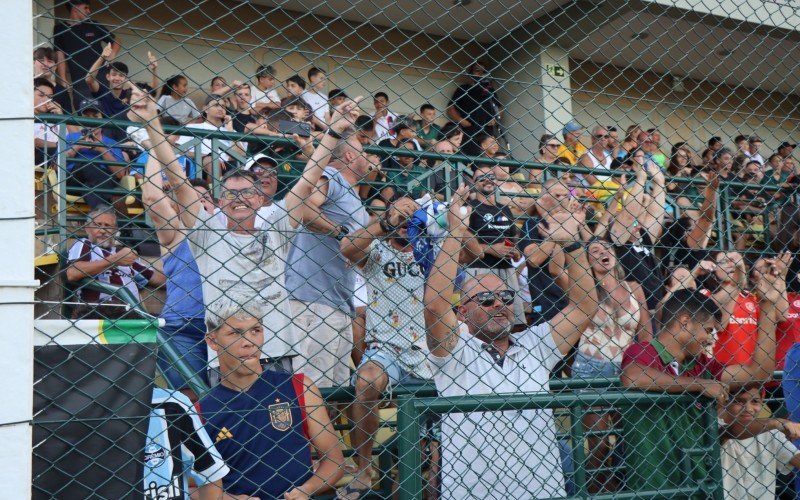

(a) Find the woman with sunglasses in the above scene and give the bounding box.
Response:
[532,134,562,185]
[573,238,651,492]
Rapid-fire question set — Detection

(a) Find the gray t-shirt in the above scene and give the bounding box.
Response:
[285,166,369,316]
[188,201,297,361]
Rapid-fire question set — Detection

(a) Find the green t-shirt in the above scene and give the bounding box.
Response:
[386,166,428,199]
[417,124,441,146]
[621,340,724,498]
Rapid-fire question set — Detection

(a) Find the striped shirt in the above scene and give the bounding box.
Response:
[144,389,229,499]
[66,238,154,304]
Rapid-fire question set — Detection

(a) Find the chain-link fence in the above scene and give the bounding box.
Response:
[26,0,800,498]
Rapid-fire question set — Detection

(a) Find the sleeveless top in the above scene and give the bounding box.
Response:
[160,238,205,324]
[584,150,613,184]
[579,281,641,363]
[199,371,313,499]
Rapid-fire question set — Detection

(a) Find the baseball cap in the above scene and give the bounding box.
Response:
[244,154,278,172]
[328,88,348,100]
[748,135,762,143]
[78,99,102,115]
[779,142,797,149]
[562,121,582,135]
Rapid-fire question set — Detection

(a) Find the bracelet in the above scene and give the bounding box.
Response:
[325,128,342,140]
[563,241,582,253]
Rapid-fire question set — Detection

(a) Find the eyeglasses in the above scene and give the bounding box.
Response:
[251,166,277,177]
[546,143,560,148]
[464,290,516,307]
[219,187,260,200]
[594,134,610,139]
[475,173,497,182]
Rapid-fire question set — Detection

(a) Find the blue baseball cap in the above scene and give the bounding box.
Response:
[562,121,583,135]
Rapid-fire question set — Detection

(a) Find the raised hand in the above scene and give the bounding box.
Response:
[329,96,364,133]
[126,83,158,123]
[101,42,114,61]
[147,51,158,72]
[541,210,582,244]
[447,184,472,235]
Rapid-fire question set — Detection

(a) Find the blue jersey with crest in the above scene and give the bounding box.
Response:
[199,371,312,499]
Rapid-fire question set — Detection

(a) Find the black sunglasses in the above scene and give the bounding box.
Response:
[464,290,516,307]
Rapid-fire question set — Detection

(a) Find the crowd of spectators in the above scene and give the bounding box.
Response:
[33,1,800,498]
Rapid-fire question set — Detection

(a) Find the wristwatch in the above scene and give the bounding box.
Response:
[335,225,350,241]
[325,128,343,140]
[563,241,582,253]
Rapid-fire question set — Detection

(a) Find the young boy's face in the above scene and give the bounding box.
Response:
[677,313,719,358]
[258,74,276,89]
[421,108,436,124]
[106,68,127,90]
[286,80,303,96]
[721,387,763,425]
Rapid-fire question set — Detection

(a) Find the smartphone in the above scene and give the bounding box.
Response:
[278,120,311,137]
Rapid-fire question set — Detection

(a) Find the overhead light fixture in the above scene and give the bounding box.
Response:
[717,49,732,56]
[631,32,650,40]
[453,0,472,5]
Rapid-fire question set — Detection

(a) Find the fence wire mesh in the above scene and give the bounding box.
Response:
[27,0,800,498]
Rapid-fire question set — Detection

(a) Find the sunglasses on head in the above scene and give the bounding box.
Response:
[464,290,516,306]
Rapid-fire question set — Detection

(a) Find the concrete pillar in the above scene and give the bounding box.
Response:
[495,45,574,161]
[0,1,36,498]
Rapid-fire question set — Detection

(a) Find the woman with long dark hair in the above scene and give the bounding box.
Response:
[157,74,201,123]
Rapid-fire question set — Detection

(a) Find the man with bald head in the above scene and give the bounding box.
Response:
[424,186,598,499]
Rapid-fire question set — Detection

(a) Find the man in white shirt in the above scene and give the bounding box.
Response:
[423,186,598,499]
[372,92,397,141]
[250,64,281,114]
[744,135,765,166]
[301,67,329,131]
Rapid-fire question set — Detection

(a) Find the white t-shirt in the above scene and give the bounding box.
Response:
[721,429,798,500]
[374,111,398,141]
[430,323,566,499]
[175,122,235,161]
[301,90,329,124]
[744,151,765,166]
[34,122,59,144]
[188,201,297,362]
[362,239,430,378]
[251,86,280,108]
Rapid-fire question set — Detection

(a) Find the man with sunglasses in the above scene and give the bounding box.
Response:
[578,125,613,189]
[464,165,525,327]
[338,196,430,496]
[424,185,598,499]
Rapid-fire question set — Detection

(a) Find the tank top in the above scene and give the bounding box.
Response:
[579,281,640,363]
[584,150,612,184]
[160,238,205,324]
[199,371,313,499]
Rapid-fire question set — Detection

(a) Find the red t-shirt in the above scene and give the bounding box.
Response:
[777,292,800,370]
[713,292,759,366]
[622,341,724,380]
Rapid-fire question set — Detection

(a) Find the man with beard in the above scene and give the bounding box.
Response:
[338,196,429,496]
[65,205,164,319]
[423,185,598,499]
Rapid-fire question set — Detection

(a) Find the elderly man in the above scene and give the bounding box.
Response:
[424,186,598,498]
[66,205,164,319]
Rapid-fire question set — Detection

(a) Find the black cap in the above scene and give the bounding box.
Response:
[328,88,348,100]
[779,142,797,150]
[708,136,722,146]
[78,99,102,115]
